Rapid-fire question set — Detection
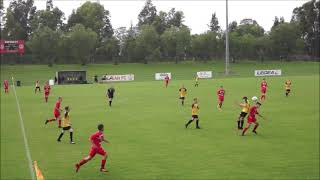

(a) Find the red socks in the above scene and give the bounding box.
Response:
[58,120,61,127]
[101,159,106,169]
[47,118,56,122]
[253,124,259,131]
[242,127,248,135]
[79,159,88,166]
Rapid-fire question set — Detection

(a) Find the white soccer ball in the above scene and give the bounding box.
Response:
[252,96,258,101]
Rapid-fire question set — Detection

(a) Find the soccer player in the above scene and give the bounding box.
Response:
[107,86,115,107]
[45,96,63,128]
[242,102,266,136]
[285,80,292,97]
[217,86,225,111]
[185,98,201,129]
[75,124,110,173]
[57,106,75,144]
[179,85,187,106]
[194,75,199,87]
[3,80,9,93]
[260,78,268,101]
[44,81,51,103]
[35,80,41,93]
[236,97,250,130]
[164,75,170,88]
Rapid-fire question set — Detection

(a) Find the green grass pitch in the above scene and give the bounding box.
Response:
[1,61,319,180]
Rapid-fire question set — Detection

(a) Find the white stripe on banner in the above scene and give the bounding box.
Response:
[11,77,35,180]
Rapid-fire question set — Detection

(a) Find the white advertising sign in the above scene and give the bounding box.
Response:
[49,79,54,85]
[102,74,134,82]
[155,72,172,80]
[197,71,213,79]
[254,70,282,76]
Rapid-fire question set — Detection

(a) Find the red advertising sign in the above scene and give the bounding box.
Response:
[0,40,25,54]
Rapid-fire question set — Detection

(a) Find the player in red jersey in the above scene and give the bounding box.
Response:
[45,96,63,128]
[43,81,51,103]
[217,86,225,111]
[242,102,266,136]
[3,80,9,93]
[164,75,170,88]
[75,124,110,173]
[260,78,268,101]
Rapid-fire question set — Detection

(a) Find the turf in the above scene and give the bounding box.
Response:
[1,61,319,180]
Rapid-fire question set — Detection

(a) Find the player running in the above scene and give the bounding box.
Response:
[57,106,75,144]
[164,75,170,88]
[236,97,250,130]
[185,98,201,129]
[75,124,110,173]
[107,86,115,107]
[242,102,266,136]
[45,96,63,128]
[217,86,225,111]
[194,75,199,87]
[44,81,51,103]
[35,80,41,93]
[260,78,268,101]
[179,85,187,106]
[3,80,9,93]
[285,80,292,97]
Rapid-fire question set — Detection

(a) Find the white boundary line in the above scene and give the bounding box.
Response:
[11,78,35,180]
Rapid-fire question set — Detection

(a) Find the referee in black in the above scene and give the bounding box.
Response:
[107,86,115,107]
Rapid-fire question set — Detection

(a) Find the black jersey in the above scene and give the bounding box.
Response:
[107,88,115,97]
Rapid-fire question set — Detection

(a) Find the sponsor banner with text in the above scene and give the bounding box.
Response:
[254,70,282,76]
[101,74,134,82]
[197,71,212,79]
[155,73,172,80]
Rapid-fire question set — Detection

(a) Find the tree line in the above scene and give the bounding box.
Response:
[0,0,319,65]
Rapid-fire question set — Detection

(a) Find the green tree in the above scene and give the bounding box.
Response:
[271,16,285,31]
[122,23,138,62]
[208,12,220,33]
[160,26,190,62]
[46,0,53,11]
[270,22,304,58]
[161,27,177,58]
[65,24,98,65]
[167,8,184,28]
[291,0,320,58]
[27,26,61,65]
[138,0,157,27]
[2,0,36,39]
[152,11,168,34]
[175,26,191,62]
[190,31,223,61]
[96,36,120,64]
[135,24,159,63]
[236,18,265,37]
[67,2,113,39]
[30,7,64,32]
[229,21,238,32]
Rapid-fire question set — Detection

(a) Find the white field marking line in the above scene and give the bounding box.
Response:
[11,78,35,180]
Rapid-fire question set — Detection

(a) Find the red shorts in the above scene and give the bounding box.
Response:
[218,96,224,102]
[261,88,266,94]
[247,116,257,123]
[45,92,49,97]
[54,112,60,118]
[4,86,8,89]
[89,147,107,157]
